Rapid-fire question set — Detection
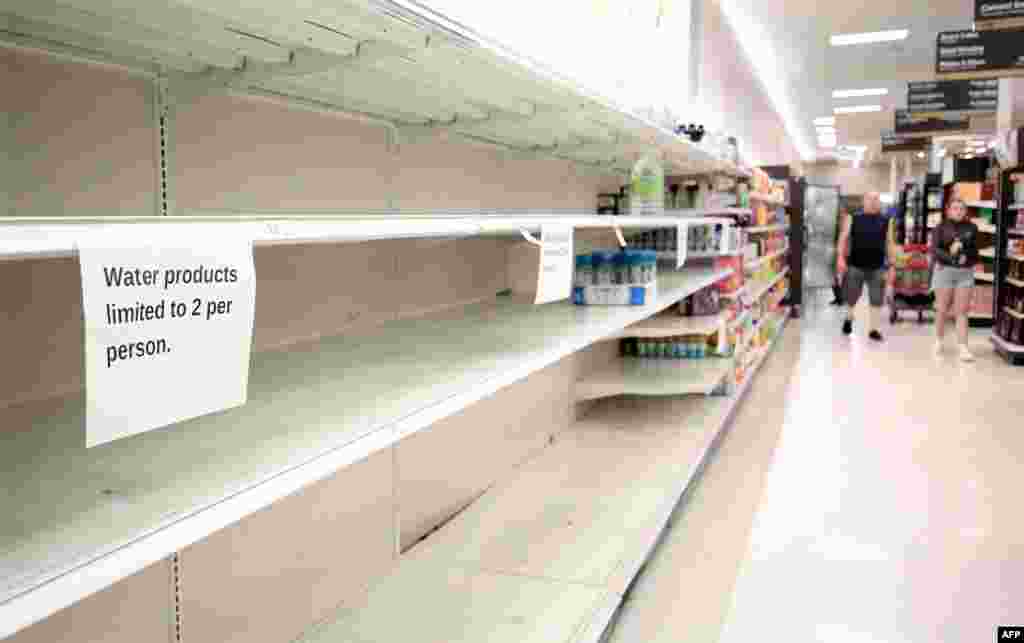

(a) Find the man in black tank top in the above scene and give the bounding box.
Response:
[836,192,897,341]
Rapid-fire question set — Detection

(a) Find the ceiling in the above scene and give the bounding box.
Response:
[724,0,986,164]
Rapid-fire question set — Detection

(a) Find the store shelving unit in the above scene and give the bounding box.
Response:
[296,308,790,643]
[744,224,786,234]
[990,166,1024,364]
[745,245,788,270]
[0,0,792,640]
[748,192,786,207]
[1,264,734,632]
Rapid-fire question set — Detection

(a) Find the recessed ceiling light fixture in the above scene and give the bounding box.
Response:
[830,29,909,46]
[813,116,836,126]
[834,104,883,114]
[832,88,889,98]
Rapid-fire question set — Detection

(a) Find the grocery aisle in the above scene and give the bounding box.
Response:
[610,293,1024,643]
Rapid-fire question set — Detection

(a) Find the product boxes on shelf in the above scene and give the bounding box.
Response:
[574,283,657,306]
[714,256,745,295]
[573,249,657,306]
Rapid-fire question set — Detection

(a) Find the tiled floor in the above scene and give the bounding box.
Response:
[610,293,1024,643]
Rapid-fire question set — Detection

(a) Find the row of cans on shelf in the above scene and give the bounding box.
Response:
[621,336,717,359]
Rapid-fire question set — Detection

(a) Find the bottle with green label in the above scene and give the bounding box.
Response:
[630,152,665,216]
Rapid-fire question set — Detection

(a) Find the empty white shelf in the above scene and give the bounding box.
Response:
[976,272,994,283]
[575,357,734,402]
[0,265,733,637]
[617,311,729,339]
[0,214,745,261]
[976,222,996,234]
[744,223,787,234]
[296,302,791,643]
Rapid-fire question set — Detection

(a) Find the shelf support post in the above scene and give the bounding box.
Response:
[154,70,175,217]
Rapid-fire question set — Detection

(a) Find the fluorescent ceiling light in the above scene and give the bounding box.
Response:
[813,116,836,126]
[834,104,883,114]
[832,88,888,98]
[830,29,909,46]
[714,1,815,160]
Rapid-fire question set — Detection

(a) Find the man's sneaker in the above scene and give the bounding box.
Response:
[842,319,853,335]
[869,330,884,342]
[959,345,976,362]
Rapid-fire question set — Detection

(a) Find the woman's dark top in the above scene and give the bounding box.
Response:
[932,219,979,268]
[849,213,889,270]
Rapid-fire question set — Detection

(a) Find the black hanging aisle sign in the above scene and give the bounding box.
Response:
[907,79,998,113]
[881,131,931,152]
[975,0,1024,21]
[895,109,970,134]
[936,28,1024,77]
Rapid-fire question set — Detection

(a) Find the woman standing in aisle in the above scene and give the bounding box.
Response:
[931,198,979,361]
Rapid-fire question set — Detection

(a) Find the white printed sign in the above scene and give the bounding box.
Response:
[535,224,574,304]
[78,239,256,446]
[676,223,689,268]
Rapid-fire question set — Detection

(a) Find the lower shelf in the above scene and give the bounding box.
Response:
[991,333,1024,366]
[297,313,791,643]
[574,357,735,402]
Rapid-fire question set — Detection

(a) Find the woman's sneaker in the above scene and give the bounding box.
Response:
[959,345,975,362]
[933,339,944,356]
[842,319,853,335]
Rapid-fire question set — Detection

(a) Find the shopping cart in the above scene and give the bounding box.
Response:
[888,244,934,324]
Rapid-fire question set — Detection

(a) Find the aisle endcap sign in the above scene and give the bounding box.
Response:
[976,0,1024,20]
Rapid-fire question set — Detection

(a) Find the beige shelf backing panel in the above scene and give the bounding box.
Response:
[179,450,395,643]
[297,553,606,643]
[0,267,727,619]
[395,355,575,551]
[617,311,729,339]
[404,394,726,589]
[574,357,734,402]
[6,560,172,643]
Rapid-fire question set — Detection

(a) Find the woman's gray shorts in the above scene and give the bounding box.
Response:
[932,265,975,290]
